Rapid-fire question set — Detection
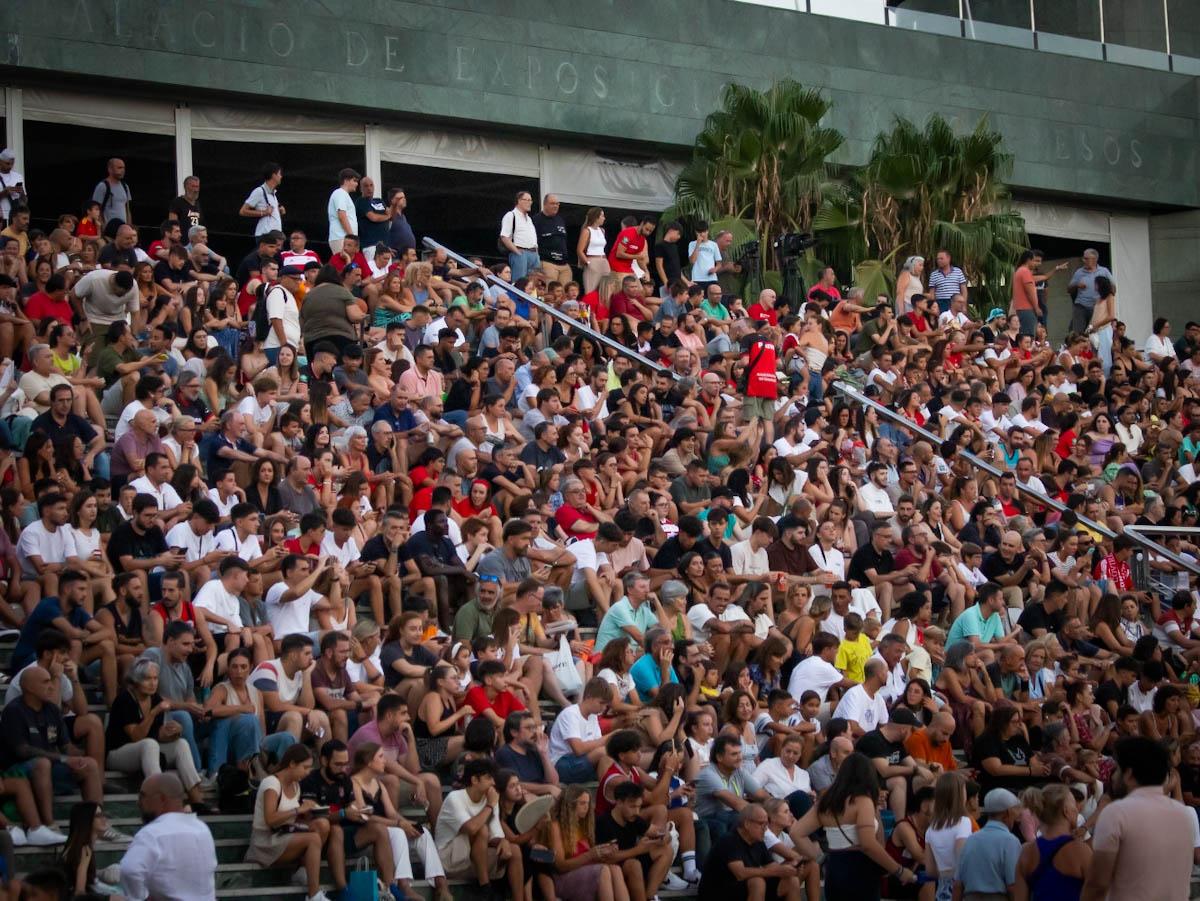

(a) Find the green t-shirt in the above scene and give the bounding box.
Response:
[855,316,889,355]
[97,346,140,388]
[700,299,729,322]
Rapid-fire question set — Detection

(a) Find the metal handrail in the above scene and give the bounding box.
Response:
[832,380,1200,578]
[422,237,675,378]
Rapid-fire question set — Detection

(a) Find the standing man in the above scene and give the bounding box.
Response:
[1067,248,1115,336]
[327,168,361,255]
[1081,737,1195,901]
[608,215,656,279]
[653,221,686,298]
[168,175,204,232]
[498,191,539,281]
[264,266,303,365]
[952,788,1022,901]
[355,177,390,262]
[240,162,285,237]
[927,249,968,315]
[387,188,415,254]
[1011,250,1041,338]
[119,773,218,901]
[0,148,27,228]
[532,194,571,285]
[93,158,133,227]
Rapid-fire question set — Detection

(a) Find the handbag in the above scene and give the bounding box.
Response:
[551,635,584,697]
[345,858,380,901]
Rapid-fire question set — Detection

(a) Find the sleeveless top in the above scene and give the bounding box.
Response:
[804,345,829,373]
[885,816,925,870]
[596,763,642,818]
[104,601,144,642]
[1029,834,1083,901]
[900,275,924,315]
[414,694,453,740]
[585,227,607,257]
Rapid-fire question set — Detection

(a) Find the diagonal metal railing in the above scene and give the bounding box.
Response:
[422,237,675,378]
[832,380,1200,579]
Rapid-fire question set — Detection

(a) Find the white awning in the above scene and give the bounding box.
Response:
[375,125,540,177]
[190,106,363,145]
[21,88,175,135]
[540,146,681,210]
[1014,200,1110,242]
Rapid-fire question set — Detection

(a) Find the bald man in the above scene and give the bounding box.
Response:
[904,711,959,774]
[120,773,218,901]
[810,735,854,794]
[0,665,102,828]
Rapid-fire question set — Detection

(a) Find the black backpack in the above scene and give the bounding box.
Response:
[252,282,280,343]
[216,763,253,814]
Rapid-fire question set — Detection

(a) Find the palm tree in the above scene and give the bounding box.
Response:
[671,80,844,255]
[815,114,1027,311]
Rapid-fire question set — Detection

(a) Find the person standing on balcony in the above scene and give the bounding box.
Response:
[499,191,539,282]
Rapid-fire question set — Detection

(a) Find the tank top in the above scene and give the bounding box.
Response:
[804,345,828,372]
[596,763,642,818]
[414,694,452,740]
[104,601,144,642]
[585,226,607,257]
[900,275,924,315]
[1029,835,1083,901]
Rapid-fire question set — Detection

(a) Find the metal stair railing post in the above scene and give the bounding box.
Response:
[421,236,677,379]
[832,380,1200,579]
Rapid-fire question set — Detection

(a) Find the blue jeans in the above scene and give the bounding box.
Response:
[1016,309,1037,338]
[92,451,110,481]
[263,346,280,366]
[168,710,208,772]
[212,327,242,361]
[809,367,824,403]
[207,712,295,772]
[555,754,597,784]
[508,250,540,282]
[704,808,740,844]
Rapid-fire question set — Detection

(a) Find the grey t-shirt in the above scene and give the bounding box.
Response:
[476,547,532,585]
[74,269,140,326]
[138,647,196,704]
[92,178,132,224]
[279,480,321,517]
[693,762,762,818]
[808,754,837,793]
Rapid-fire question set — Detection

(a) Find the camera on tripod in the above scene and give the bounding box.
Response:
[733,239,760,266]
[773,232,817,257]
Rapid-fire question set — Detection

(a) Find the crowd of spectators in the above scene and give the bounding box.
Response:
[0,147,1198,901]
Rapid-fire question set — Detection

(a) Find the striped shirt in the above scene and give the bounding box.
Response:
[928,265,967,303]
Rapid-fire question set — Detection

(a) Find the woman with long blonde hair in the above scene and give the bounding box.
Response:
[547,784,628,901]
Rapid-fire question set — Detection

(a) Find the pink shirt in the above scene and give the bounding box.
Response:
[398,366,444,400]
[1090,786,1194,901]
[347,720,408,764]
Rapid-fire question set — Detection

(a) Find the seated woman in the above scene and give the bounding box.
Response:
[350,741,450,901]
[246,744,340,901]
[104,659,204,809]
[205,648,297,776]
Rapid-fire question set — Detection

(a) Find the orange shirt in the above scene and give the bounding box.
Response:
[1011,265,1037,312]
[904,728,957,771]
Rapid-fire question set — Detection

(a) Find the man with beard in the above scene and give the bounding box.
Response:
[119,773,218,900]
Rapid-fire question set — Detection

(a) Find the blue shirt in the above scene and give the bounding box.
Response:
[372,403,417,433]
[688,240,721,283]
[946,603,1005,647]
[928,265,967,303]
[13,597,90,671]
[630,652,679,703]
[594,598,659,653]
[1068,265,1114,310]
[954,819,1020,894]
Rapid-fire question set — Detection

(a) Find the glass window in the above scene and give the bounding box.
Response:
[1167,0,1200,59]
[962,0,1034,49]
[887,1,962,37]
[22,120,175,242]
[191,141,364,255]
[1103,0,1169,69]
[1034,0,1103,60]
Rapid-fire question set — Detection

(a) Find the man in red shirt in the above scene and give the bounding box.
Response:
[463,659,526,727]
[1011,249,1040,338]
[24,272,74,323]
[742,327,780,445]
[280,229,321,269]
[608,275,653,322]
[746,288,779,326]
[607,216,656,275]
[328,234,370,274]
[554,478,602,537]
[284,512,326,557]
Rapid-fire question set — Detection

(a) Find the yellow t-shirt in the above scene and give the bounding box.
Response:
[835,634,872,684]
[51,351,82,378]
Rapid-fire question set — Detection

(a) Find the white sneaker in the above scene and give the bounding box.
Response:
[662,873,690,891]
[26,825,68,846]
[8,826,26,847]
[308,893,332,901]
[100,825,133,843]
[98,864,122,885]
[292,869,309,888]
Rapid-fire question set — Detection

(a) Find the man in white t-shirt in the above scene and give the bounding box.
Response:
[686,582,755,667]
[16,492,72,589]
[113,375,177,442]
[729,518,775,579]
[547,678,612,783]
[434,758,517,889]
[214,504,266,566]
[129,452,188,525]
[857,462,896,522]
[265,554,331,642]
[832,659,890,738]
[0,149,27,223]
[786,633,854,706]
[263,268,302,357]
[192,556,250,644]
[164,500,223,588]
[326,168,360,253]
[236,377,282,452]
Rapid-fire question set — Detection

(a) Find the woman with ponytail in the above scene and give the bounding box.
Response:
[1013,784,1089,901]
